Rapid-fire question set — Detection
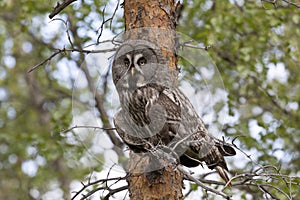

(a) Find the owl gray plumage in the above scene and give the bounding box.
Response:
[112,40,236,183]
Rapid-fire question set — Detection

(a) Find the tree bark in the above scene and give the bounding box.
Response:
[123,0,183,199]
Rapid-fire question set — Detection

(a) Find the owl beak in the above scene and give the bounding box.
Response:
[130,67,135,76]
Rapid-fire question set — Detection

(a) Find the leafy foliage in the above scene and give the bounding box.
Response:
[179,0,300,198]
[0,0,110,199]
[0,0,299,199]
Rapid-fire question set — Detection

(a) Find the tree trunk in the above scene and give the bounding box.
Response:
[123,0,183,199]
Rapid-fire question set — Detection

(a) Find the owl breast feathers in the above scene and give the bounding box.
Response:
[112,40,236,183]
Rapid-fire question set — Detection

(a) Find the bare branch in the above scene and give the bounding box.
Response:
[71,176,128,200]
[282,0,300,8]
[49,0,78,19]
[52,17,76,48]
[102,185,128,200]
[61,125,116,133]
[179,166,231,199]
[27,47,117,73]
[27,49,63,73]
[71,175,127,200]
[261,0,300,8]
[96,1,120,43]
[180,41,212,50]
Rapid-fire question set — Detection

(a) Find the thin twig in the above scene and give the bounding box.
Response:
[261,0,300,8]
[102,185,128,200]
[27,49,63,73]
[181,43,212,50]
[282,0,300,8]
[61,125,116,133]
[27,47,117,73]
[71,176,127,200]
[51,17,75,47]
[179,166,231,199]
[89,176,128,189]
[96,0,120,43]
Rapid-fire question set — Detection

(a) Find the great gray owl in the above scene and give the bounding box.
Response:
[112,40,236,183]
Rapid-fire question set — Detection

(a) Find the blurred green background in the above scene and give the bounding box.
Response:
[0,0,300,199]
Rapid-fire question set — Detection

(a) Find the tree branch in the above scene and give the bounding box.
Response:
[71,175,127,200]
[61,125,116,133]
[282,0,300,8]
[180,40,211,50]
[261,0,300,8]
[96,0,120,44]
[49,0,78,19]
[27,47,117,73]
[27,49,63,73]
[178,166,231,199]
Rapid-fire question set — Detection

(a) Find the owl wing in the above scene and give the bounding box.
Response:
[114,83,236,183]
[114,109,153,152]
[156,86,236,183]
[114,83,180,152]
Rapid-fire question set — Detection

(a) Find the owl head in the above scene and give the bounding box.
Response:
[112,40,171,91]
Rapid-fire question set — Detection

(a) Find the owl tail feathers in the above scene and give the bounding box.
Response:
[215,166,232,187]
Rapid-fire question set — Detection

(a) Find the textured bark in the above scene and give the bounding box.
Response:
[127,153,183,200]
[124,0,180,84]
[123,0,183,199]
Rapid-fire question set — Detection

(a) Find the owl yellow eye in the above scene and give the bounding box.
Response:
[138,57,146,66]
[124,58,130,67]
